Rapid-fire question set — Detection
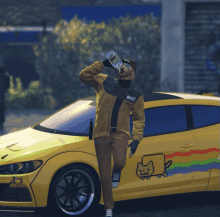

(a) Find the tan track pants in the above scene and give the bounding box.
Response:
[94,131,129,210]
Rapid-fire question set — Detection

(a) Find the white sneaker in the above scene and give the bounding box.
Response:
[112,169,121,188]
[106,208,114,217]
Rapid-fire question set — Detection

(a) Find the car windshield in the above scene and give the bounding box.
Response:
[34,99,96,135]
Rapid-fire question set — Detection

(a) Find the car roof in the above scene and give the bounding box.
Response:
[152,92,220,102]
[82,92,220,103]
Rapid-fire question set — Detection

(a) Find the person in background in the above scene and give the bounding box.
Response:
[0,67,10,130]
[79,56,145,217]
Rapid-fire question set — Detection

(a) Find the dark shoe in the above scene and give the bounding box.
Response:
[112,168,121,188]
[105,208,114,217]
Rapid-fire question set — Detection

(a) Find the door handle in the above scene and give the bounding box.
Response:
[180,143,194,148]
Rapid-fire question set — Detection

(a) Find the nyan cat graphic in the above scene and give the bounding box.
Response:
[137,161,154,180]
[136,153,172,180]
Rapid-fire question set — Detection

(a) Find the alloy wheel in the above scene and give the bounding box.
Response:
[55,169,95,215]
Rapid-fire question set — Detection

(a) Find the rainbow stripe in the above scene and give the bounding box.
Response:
[165,148,219,159]
[165,148,220,176]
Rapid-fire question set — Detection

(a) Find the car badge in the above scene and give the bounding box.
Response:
[12,177,23,184]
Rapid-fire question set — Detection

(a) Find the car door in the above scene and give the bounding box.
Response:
[189,104,220,190]
[117,105,197,194]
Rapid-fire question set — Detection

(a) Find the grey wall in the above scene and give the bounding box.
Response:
[160,0,185,93]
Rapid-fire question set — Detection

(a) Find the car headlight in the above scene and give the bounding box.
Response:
[0,160,43,174]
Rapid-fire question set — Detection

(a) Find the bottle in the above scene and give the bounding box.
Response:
[107,52,123,70]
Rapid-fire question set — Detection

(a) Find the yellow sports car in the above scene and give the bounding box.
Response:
[0,92,220,216]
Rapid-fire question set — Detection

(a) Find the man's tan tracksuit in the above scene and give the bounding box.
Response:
[79,61,145,210]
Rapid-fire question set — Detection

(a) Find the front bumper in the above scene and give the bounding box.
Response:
[0,206,35,213]
[0,175,37,208]
[0,183,32,202]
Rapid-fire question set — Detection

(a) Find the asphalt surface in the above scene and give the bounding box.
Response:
[0,109,220,217]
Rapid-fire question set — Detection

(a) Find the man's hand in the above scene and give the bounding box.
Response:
[102,59,115,69]
[127,140,139,158]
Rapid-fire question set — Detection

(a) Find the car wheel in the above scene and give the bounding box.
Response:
[47,164,101,216]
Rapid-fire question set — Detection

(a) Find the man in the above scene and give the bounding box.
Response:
[79,57,145,217]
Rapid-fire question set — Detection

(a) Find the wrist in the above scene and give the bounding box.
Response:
[102,59,114,69]
[102,59,109,68]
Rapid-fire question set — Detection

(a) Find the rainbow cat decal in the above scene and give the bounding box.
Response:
[136,153,172,180]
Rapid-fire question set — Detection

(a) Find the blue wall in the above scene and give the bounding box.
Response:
[0,31,40,43]
[0,5,161,42]
[61,5,161,24]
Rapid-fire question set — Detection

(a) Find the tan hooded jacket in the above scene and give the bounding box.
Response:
[79,61,145,143]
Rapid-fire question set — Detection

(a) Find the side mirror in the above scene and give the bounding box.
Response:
[89,119,93,140]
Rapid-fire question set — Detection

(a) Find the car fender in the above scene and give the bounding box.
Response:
[206,154,220,191]
[30,151,100,207]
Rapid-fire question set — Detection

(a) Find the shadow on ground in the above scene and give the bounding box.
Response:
[35,192,220,217]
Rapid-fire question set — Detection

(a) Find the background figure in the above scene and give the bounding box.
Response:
[0,67,10,130]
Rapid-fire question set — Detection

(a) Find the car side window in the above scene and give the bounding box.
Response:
[141,106,187,137]
[191,105,220,128]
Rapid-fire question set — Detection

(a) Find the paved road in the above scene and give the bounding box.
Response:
[0,192,219,217]
[0,109,220,217]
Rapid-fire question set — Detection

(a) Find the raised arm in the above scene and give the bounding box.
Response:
[79,59,115,90]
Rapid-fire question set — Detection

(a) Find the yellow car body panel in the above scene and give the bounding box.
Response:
[0,92,219,209]
[206,168,220,191]
[190,125,220,190]
[0,128,92,207]
[31,151,99,207]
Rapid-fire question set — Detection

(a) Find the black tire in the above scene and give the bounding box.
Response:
[47,164,101,216]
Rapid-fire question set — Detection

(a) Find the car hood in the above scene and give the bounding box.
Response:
[0,127,88,162]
